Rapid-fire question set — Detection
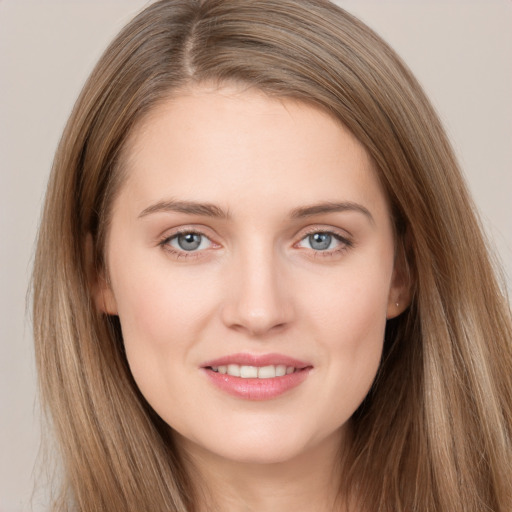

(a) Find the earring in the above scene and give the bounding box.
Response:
[395,302,399,308]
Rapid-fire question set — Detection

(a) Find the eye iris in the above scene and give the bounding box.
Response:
[177,233,202,251]
[309,233,332,250]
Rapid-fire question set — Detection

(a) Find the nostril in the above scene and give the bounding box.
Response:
[219,267,295,334]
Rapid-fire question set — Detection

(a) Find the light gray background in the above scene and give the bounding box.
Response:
[1,1,511,510]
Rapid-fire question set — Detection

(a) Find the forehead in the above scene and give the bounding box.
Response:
[117,85,387,217]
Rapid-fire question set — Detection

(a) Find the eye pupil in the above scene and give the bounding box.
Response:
[309,233,332,250]
[177,233,202,251]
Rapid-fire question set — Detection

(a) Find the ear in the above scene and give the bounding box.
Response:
[86,234,118,315]
[386,234,413,319]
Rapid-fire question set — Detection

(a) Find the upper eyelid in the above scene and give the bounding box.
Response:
[159,225,217,242]
[296,224,353,240]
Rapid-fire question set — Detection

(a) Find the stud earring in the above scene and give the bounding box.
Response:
[396,302,399,308]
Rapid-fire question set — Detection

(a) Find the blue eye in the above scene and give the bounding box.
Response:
[297,231,348,252]
[167,232,212,252]
[308,233,332,250]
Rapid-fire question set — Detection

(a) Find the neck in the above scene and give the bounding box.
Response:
[176,428,354,512]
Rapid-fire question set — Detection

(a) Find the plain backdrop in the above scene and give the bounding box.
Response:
[1,1,511,510]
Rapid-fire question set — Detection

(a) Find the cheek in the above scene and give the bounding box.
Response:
[109,272,214,429]
[318,278,388,377]
[305,249,393,342]
[107,254,218,389]
[301,253,393,414]
[111,251,213,336]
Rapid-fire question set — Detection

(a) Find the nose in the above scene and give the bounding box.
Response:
[220,246,294,337]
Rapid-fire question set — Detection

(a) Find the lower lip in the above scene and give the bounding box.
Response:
[203,368,312,400]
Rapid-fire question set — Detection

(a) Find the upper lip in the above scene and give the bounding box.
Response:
[201,352,311,369]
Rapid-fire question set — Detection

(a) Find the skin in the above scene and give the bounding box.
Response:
[97,84,408,511]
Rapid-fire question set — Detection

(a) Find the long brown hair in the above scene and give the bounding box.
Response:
[32,1,512,510]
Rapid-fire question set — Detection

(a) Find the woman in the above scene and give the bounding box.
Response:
[32,0,512,511]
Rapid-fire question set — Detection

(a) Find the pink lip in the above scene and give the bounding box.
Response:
[202,352,310,369]
[201,353,312,401]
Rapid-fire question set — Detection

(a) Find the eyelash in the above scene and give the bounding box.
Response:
[158,227,353,260]
[295,227,353,258]
[159,228,215,260]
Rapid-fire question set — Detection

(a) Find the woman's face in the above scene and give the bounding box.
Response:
[99,85,406,465]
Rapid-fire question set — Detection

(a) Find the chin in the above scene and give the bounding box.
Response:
[176,420,339,467]
[206,444,309,467]
[219,442,304,465]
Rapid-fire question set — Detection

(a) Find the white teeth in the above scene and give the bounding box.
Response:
[258,365,276,379]
[276,365,287,377]
[210,364,297,378]
[240,365,258,378]
[227,364,240,377]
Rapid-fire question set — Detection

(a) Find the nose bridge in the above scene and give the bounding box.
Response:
[222,236,293,335]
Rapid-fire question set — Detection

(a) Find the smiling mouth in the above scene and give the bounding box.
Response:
[208,364,298,379]
[201,353,312,399]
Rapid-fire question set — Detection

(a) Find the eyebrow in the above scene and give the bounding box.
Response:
[290,201,374,224]
[138,199,373,223]
[138,200,229,219]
